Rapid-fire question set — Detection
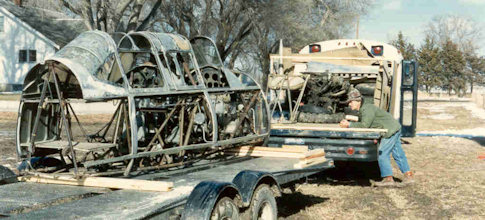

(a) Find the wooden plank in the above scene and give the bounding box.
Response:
[235,146,308,153]
[293,157,328,169]
[282,145,309,151]
[17,174,173,192]
[302,149,325,159]
[272,123,387,133]
[225,151,303,158]
[227,146,326,159]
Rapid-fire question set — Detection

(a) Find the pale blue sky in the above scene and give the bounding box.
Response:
[358,0,485,55]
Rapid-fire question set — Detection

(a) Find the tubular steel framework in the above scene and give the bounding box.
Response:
[16,31,270,176]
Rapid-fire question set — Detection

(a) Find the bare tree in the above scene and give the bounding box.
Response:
[248,0,372,86]
[24,0,162,32]
[425,15,483,54]
[425,15,484,94]
[24,0,372,83]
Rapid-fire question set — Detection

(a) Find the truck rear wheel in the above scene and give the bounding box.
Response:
[210,197,240,220]
[249,184,277,220]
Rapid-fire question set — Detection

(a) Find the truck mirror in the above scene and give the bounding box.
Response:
[402,61,415,86]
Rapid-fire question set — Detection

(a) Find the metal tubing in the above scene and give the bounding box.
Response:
[66,103,89,141]
[290,74,310,122]
[51,64,78,174]
[230,91,259,138]
[181,101,199,156]
[146,99,183,149]
[84,134,267,168]
[28,72,50,155]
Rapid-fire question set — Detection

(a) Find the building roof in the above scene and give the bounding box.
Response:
[0,0,88,48]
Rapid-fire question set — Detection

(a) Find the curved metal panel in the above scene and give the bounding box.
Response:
[53,31,116,76]
[182,181,240,220]
[22,31,127,100]
[232,170,280,205]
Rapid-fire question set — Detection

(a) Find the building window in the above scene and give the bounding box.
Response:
[19,50,36,63]
[0,16,4,32]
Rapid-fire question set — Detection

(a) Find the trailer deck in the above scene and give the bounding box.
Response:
[0,156,333,219]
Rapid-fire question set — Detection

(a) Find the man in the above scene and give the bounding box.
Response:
[339,89,414,187]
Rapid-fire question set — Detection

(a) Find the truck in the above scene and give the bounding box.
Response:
[0,31,333,219]
[267,39,418,162]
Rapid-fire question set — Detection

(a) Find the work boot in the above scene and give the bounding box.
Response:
[372,176,396,187]
[402,171,415,185]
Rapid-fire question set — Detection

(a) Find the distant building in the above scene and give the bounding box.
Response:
[0,0,87,91]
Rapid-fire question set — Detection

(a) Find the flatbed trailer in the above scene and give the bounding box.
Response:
[270,123,387,162]
[0,156,333,219]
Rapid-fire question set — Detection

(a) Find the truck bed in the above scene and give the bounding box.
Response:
[0,157,332,219]
[270,123,387,162]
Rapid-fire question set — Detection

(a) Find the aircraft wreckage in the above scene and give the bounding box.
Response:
[16,31,269,176]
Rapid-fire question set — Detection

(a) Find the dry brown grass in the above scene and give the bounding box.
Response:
[276,101,485,219]
[0,94,21,101]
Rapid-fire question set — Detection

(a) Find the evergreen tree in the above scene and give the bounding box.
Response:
[417,35,442,92]
[390,31,417,61]
[464,53,485,93]
[440,40,467,96]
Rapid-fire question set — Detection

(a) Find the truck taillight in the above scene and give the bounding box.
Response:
[309,44,321,53]
[346,147,355,155]
[373,139,378,144]
[371,46,383,56]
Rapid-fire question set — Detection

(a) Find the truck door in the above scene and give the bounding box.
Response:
[400,61,418,137]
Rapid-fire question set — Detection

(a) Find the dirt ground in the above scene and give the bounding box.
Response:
[1,101,485,219]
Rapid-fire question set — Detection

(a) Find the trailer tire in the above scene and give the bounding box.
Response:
[0,165,17,184]
[210,197,240,220]
[249,184,277,220]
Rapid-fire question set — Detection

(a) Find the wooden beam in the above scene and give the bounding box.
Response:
[293,157,328,169]
[272,123,387,133]
[234,146,308,153]
[18,174,173,192]
[226,146,325,160]
[226,150,303,158]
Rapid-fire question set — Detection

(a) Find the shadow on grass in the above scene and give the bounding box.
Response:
[309,161,381,187]
[277,192,329,218]
[470,136,485,147]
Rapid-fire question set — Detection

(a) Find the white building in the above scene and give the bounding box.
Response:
[0,0,87,91]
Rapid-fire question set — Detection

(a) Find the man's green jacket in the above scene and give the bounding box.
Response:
[349,103,401,138]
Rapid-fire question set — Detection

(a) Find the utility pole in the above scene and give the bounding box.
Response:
[356,15,360,39]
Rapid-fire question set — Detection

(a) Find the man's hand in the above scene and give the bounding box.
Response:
[339,119,350,128]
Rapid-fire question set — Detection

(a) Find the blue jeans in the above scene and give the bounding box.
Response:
[378,130,411,177]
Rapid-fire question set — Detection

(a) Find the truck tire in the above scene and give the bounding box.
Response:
[210,197,240,220]
[297,112,344,123]
[249,184,277,220]
[0,165,16,184]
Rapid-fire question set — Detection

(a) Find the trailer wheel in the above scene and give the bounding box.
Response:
[210,197,240,220]
[249,184,277,220]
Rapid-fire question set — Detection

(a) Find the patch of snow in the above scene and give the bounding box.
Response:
[463,102,485,120]
[419,127,485,136]
[427,113,455,120]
